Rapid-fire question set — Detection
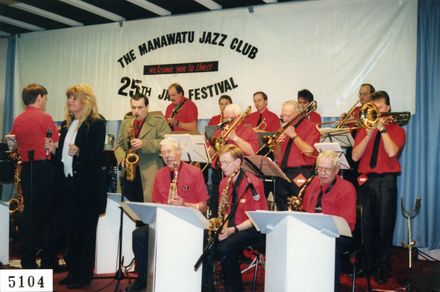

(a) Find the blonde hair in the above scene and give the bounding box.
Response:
[224,104,241,116]
[317,150,340,168]
[282,100,300,113]
[65,84,101,127]
[160,137,182,151]
[218,144,243,162]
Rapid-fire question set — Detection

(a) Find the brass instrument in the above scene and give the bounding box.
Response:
[257,100,317,156]
[207,168,239,240]
[125,117,140,182]
[287,174,316,211]
[9,150,23,216]
[254,118,267,132]
[334,100,360,129]
[168,161,179,203]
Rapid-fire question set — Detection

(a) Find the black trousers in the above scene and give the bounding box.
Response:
[204,166,222,218]
[358,173,397,272]
[274,166,314,210]
[202,228,264,292]
[121,166,144,202]
[20,160,56,269]
[132,225,149,280]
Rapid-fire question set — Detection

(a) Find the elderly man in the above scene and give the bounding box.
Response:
[274,100,320,211]
[302,150,356,291]
[126,137,209,292]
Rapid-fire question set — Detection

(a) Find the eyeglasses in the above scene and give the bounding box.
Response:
[316,166,334,174]
[219,159,236,167]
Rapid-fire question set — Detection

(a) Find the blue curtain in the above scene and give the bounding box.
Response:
[393,0,440,249]
[2,35,15,136]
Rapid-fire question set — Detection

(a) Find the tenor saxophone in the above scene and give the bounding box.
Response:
[287,174,316,211]
[125,117,140,182]
[207,168,239,239]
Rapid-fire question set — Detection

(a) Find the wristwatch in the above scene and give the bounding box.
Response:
[234,225,239,233]
[379,128,388,134]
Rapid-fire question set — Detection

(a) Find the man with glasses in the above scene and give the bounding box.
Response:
[202,144,267,292]
[274,100,320,210]
[126,137,209,292]
[302,150,356,291]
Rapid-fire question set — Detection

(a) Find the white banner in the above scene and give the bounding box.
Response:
[13,0,417,121]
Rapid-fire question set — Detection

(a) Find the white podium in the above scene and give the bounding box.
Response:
[247,211,351,292]
[0,202,9,265]
[125,202,208,292]
[95,193,136,274]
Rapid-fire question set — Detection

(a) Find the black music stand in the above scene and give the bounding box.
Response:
[319,128,354,148]
[314,142,350,170]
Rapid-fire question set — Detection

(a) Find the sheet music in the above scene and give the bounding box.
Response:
[165,133,210,163]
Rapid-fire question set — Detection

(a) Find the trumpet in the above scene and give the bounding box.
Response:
[257,100,317,156]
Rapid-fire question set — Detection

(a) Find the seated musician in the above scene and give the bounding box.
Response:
[208,95,233,126]
[273,100,320,210]
[301,150,356,292]
[297,89,321,125]
[244,91,281,132]
[126,137,208,292]
[202,144,268,292]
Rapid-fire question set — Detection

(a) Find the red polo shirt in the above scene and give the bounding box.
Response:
[218,171,268,226]
[152,162,209,204]
[212,124,259,156]
[208,114,222,126]
[244,109,281,132]
[302,176,357,231]
[354,124,405,174]
[11,106,59,162]
[165,97,198,132]
[276,119,320,167]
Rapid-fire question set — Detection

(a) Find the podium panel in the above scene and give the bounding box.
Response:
[0,203,9,265]
[95,193,136,274]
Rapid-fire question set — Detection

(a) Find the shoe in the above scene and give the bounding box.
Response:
[375,267,388,284]
[126,277,147,292]
[59,274,74,285]
[67,278,91,289]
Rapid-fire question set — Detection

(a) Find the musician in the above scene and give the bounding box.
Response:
[274,100,320,210]
[352,90,405,284]
[49,84,107,288]
[244,91,281,132]
[208,95,233,126]
[297,89,321,124]
[348,83,376,122]
[202,144,268,292]
[165,83,198,132]
[302,150,356,292]
[11,83,59,269]
[127,137,208,292]
[114,93,171,202]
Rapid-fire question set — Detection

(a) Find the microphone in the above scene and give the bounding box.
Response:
[217,118,233,128]
[246,176,260,201]
[46,129,52,158]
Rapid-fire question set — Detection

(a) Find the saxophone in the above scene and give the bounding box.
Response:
[125,117,139,182]
[287,174,316,211]
[168,161,179,203]
[207,168,239,239]
[9,150,23,216]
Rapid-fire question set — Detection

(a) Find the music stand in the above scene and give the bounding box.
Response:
[255,132,275,148]
[204,125,217,140]
[319,128,354,148]
[165,133,210,164]
[314,142,350,170]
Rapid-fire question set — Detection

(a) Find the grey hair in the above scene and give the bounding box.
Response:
[160,137,181,151]
[317,150,340,168]
[282,100,300,112]
[224,104,241,116]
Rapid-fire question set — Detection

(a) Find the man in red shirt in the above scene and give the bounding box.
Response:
[127,137,208,292]
[165,83,198,132]
[302,150,356,291]
[208,95,233,126]
[297,89,321,125]
[11,83,59,269]
[274,100,320,210]
[352,90,406,284]
[244,91,281,132]
[202,144,267,292]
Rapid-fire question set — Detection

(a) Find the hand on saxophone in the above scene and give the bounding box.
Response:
[168,194,184,206]
[218,227,235,241]
[130,138,143,150]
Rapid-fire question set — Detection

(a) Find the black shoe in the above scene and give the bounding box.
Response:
[375,267,388,284]
[126,277,147,292]
[59,274,74,285]
[67,278,91,289]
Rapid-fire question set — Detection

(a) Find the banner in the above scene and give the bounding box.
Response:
[13,0,417,121]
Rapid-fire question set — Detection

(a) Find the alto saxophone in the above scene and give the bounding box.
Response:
[168,161,178,203]
[125,117,140,182]
[207,168,239,239]
[9,150,23,216]
[288,174,316,211]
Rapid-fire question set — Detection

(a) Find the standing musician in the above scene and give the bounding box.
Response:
[351,83,376,121]
[127,137,208,292]
[202,144,268,292]
[165,83,198,132]
[301,150,356,292]
[274,100,320,210]
[352,90,406,284]
[208,95,233,126]
[11,83,59,269]
[244,91,281,132]
[298,89,321,125]
[114,93,171,203]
